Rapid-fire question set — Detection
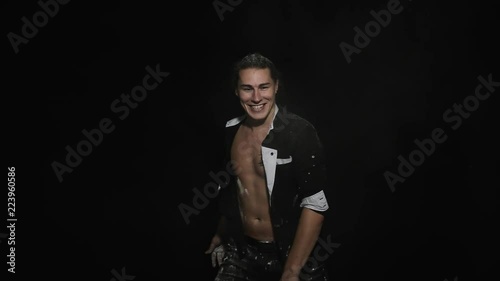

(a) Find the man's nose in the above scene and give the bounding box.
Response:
[252,89,262,102]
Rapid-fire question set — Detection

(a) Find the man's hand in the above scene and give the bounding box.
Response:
[204,235,225,267]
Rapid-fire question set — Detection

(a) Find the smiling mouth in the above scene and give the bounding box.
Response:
[248,104,265,112]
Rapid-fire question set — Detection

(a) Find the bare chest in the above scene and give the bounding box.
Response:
[230,127,267,177]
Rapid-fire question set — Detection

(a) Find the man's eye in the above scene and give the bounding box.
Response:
[260,86,269,90]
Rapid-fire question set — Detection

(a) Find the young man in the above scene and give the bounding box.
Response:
[205,53,331,281]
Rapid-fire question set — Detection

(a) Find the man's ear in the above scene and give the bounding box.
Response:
[275,80,279,94]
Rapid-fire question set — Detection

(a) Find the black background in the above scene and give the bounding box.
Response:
[4,0,499,280]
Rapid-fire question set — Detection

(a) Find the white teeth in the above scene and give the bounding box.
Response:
[249,104,264,112]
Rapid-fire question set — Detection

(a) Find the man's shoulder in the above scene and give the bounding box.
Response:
[276,105,315,130]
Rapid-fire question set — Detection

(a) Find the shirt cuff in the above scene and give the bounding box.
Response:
[300,190,329,212]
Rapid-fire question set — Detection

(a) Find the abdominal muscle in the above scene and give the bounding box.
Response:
[236,176,274,241]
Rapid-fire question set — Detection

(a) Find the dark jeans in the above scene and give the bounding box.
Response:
[214,236,329,281]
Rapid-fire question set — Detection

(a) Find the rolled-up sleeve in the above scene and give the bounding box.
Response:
[293,124,330,212]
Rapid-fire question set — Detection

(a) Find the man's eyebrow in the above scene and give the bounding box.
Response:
[239,82,271,88]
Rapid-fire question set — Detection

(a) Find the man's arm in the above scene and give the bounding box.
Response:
[281,207,324,280]
[205,216,227,267]
[205,216,226,253]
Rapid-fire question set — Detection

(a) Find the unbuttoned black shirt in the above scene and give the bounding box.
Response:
[217,104,331,261]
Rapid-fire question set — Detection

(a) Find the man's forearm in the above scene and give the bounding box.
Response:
[282,207,325,276]
[216,216,227,236]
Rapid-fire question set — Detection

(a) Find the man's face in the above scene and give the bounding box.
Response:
[236,67,278,123]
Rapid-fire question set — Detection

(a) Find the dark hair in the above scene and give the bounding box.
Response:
[231,52,280,91]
